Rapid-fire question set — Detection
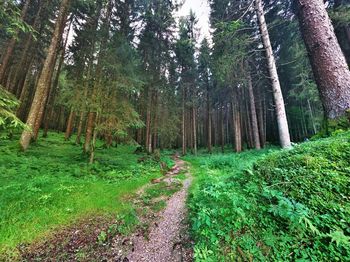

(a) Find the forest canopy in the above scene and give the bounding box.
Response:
[0,0,349,157]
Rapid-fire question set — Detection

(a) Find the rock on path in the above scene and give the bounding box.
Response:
[127,159,192,262]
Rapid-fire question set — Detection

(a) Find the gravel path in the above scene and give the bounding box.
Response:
[127,159,192,262]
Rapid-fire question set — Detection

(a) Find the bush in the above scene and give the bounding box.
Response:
[188,132,350,261]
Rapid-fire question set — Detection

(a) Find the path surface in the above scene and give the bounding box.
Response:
[127,158,193,262]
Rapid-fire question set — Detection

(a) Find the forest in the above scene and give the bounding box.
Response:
[0,0,350,261]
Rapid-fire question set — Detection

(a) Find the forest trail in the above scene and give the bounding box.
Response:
[127,157,193,262]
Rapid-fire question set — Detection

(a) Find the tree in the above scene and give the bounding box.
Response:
[255,0,291,148]
[198,39,213,153]
[296,0,350,120]
[20,0,71,150]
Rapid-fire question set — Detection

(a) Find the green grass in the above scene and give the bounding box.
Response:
[186,131,350,261]
[0,132,169,258]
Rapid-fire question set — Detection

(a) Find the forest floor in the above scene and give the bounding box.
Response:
[127,157,193,261]
[19,155,193,261]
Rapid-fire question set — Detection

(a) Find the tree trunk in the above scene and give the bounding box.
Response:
[182,86,186,155]
[0,0,31,85]
[247,71,261,149]
[193,106,197,155]
[84,112,95,153]
[296,0,350,119]
[76,111,85,144]
[220,107,225,153]
[65,110,76,140]
[232,97,242,153]
[145,88,152,152]
[207,104,212,153]
[255,0,291,148]
[19,0,71,150]
[89,114,100,164]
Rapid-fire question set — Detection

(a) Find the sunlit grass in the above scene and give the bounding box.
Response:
[0,132,165,257]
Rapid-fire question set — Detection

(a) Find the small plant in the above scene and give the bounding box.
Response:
[97,230,107,245]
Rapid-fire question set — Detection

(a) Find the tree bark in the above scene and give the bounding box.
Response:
[193,106,197,155]
[255,0,291,148]
[65,110,76,140]
[76,111,85,144]
[19,0,71,150]
[232,96,242,153]
[89,113,100,164]
[84,112,95,153]
[182,85,186,155]
[296,0,350,119]
[247,71,261,149]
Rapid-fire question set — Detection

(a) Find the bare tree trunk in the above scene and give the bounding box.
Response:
[76,111,85,144]
[65,110,75,140]
[247,71,261,149]
[232,96,242,153]
[182,86,186,155]
[296,0,350,119]
[255,0,291,148]
[193,106,197,155]
[145,88,152,152]
[207,89,212,154]
[220,107,225,153]
[0,0,31,85]
[152,92,159,151]
[19,0,71,150]
[89,114,100,164]
[84,112,95,153]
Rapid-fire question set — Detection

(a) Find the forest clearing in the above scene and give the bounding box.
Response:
[1,0,350,261]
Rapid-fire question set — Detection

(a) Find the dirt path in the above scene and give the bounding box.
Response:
[127,158,193,262]
[19,157,193,262]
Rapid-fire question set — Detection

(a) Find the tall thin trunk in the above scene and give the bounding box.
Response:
[220,107,225,153]
[182,85,186,155]
[152,92,159,151]
[89,113,100,164]
[247,71,261,149]
[255,0,291,148]
[206,80,212,153]
[232,96,242,153]
[296,0,350,119]
[76,112,85,144]
[0,0,31,85]
[145,88,152,152]
[65,110,76,140]
[84,112,95,153]
[193,106,197,155]
[84,0,112,154]
[19,0,71,150]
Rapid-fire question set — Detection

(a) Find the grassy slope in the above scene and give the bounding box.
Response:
[186,131,350,261]
[0,133,172,257]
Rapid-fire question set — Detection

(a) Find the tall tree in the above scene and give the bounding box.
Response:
[255,0,291,148]
[20,0,71,150]
[296,0,350,120]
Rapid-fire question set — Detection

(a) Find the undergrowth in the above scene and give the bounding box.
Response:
[0,132,172,260]
[187,131,350,261]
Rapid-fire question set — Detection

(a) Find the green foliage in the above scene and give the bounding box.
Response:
[187,132,350,261]
[0,132,170,258]
[0,1,33,37]
[0,87,27,138]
